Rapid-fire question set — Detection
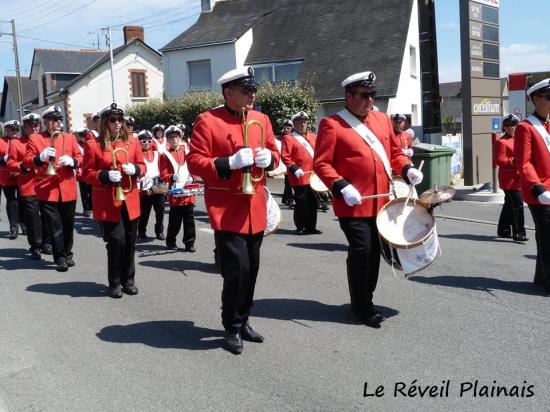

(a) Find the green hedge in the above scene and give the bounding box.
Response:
[126,82,319,134]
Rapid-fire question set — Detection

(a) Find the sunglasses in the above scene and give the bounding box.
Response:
[540,93,550,101]
[233,86,257,96]
[350,91,377,100]
[503,123,517,127]
[140,139,152,144]
[109,117,123,124]
[48,117,63,122]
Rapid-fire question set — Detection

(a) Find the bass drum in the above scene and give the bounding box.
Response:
[265,187,281,236]
[391,176,417,200]
[376,197,439,275]
[309,173,333,207]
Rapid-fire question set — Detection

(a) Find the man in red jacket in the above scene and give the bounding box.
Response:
[24,106,82,272]
[313,71,423,328]
[188,66,280,354]
[514,78,550,292]
[281,111,320,234]
[0,120,23,239]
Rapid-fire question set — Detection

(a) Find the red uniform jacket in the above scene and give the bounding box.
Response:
[397,131,413,149]
[281,132,316,187]
[514,117,550,205]
[159,148,195,207]
[82,136,145,222]
[23,132,82,202]
[0,138,19,187]
[313,110,411,217]
[7,137,36,196]
[495,134,520,191]
[76,143,86,182]
[187,106,280,234]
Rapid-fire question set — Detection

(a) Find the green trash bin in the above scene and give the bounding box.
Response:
[411,143,455,195]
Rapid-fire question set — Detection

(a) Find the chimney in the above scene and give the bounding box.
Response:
[201,0,218,13]
[123,26,144,44]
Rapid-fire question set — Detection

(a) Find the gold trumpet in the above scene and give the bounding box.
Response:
[111,147,132,202]
[46,131,64,176]
[241,118,266,194]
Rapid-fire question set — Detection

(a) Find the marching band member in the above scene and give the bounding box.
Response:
[495,114,527,242]
[188,67,280,354]
[160,125,196,252]
[152,124,167,154]
[125,116,138,138]
[136,130,165,241]
[8,114,50,258]
[24,106,82,271]
[0,120,24,239]
[391,113,414,161]
[279,119,294,207]
[82,103,145,298]
[313,71,422,328]
[515,78,550,293]
[75,129,93,216]
[281,111,321,234]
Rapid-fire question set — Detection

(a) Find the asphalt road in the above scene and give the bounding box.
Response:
[0,180,548,411]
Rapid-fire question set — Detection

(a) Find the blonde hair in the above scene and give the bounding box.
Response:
[99,116,130,149]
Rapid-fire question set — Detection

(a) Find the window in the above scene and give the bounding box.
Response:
[410,45,417,78]
[188,60,212,89]
[130,71,147,97]
[251,61,303,83]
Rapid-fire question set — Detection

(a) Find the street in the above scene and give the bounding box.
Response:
[0,179,548,411]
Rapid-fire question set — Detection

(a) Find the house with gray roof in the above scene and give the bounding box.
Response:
[161,0,423,122]
[0,76,39,122]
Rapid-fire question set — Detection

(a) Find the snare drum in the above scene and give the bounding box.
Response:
[168,183,204,198]
[265,187,281,236]
[376,197,439,275]
[391,176,417,199]
[309,173,333,207]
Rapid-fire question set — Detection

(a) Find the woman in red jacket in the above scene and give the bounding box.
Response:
[495,114,527,242]
[83,103,145,298]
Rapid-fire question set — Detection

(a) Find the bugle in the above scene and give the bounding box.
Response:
[111,147,132,202]
[241,117,266,194]
[46,131,63,176]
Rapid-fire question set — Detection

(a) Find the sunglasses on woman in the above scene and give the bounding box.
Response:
[109,117,123,124]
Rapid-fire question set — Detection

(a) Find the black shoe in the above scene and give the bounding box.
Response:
[41,244,53,255]
[166,243,178,250]
[83,210,91,217]
[355,307,384,328]
[8,230,17,240]
[20,226,27,235]
[138,232,148,240]
[513,235,529,242]
[224,332,243,354]
[497,232,512,239]
[56,259,68,272]
[305,228,322,235]
[185,245,196,253]
[30,249,41,260]
[156,232,166,241]
[109,286,123,298]
[296,228,305,235]
[241,323,264,343]
[122,283,139,295]
[66,257,75,267]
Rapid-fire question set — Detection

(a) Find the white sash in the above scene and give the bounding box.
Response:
[336,108,392,180]
[164,149,189,189]
[526,115,550,155]
[290,131,314,158]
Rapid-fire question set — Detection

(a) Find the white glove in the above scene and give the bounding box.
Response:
[58,155,74,167]
[254,147,272,168]
[294,168,305,178]
[108,170,122,183]
[3,154,7,162]
[40,147,56,162]
[407,168,423,186]
[122,163,136,176]
[402,148,414,157]
[538,191,550,205]
[341,184,362,206]
[228,148,254,170]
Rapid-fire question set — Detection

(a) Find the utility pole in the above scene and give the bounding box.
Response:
[11,19,24,121]
[105,27,116,101]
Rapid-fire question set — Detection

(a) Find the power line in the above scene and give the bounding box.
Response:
[4,33,92,49]
[13,0,67,24]
[6,0,56,21]
[144,10,201,30]
[18,0,98,33]
[107,0,198,29]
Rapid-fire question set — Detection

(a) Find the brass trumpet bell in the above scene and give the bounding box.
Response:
[45,161,57,176]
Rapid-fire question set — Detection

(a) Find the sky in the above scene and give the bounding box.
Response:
[1,0,549,90]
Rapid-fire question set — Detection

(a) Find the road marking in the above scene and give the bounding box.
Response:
[199,228,214,234]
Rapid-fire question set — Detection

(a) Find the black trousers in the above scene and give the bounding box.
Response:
[338,217,381,313]
[293,185,318,231]
[214,230,264,333]
[78,182,93,212]
[2,185,20,232]
[138,194,165,235]
[282,175,294,204]
[528,205,550,292]
[100,204,138,288]
[21,195,48,250]
[498,189,526,238]
[40,199,76,262]
[166,204,196,247]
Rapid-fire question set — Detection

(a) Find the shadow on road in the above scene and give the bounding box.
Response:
[0,247,55,271]
[408,275,548,296]
[74,216,102,237]
[26,281,108,297]
[286,242,347,252]
[523,254,536,260]
[96,320,224,350]
[253,298,399,325]
[140,259,218,274]
[437,233,510,243]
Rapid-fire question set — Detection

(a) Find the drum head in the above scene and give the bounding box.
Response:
[376,198,434,248]
[265,187,281,236]
[392,176,417,199]
[310,173,329,192]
